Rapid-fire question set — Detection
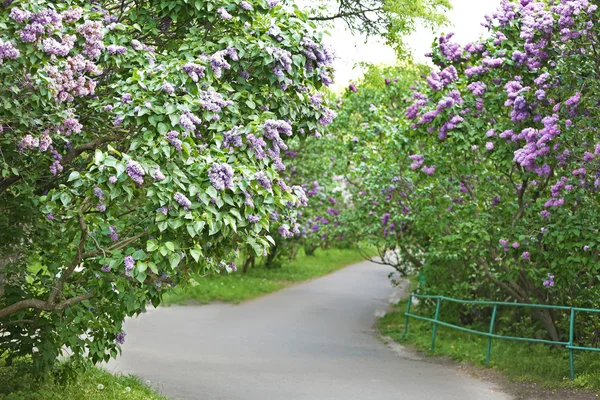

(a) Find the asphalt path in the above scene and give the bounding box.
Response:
[107,261,511,400]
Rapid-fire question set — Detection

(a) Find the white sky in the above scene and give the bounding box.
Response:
[325,0,501,90]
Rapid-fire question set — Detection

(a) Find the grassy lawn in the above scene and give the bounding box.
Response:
[378,297,600,392]
[163,247,368,305]
[0,363,168,400]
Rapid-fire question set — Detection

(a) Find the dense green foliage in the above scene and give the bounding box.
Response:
[0,360,167,400]
[290,0,600,348]
[0,0,335,372]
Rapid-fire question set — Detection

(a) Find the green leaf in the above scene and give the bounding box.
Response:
[165,241,175,251]
[206,186,218,199]
[190,248,202,262]
[67,171,80,182]
[60,192,72,206]
[133,250,146,260]
[186,224,196,238]
[169,253,181,269]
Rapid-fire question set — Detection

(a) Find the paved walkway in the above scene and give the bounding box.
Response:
[107,261,511,400]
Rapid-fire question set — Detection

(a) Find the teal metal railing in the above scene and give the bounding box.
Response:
[403,294,600,380]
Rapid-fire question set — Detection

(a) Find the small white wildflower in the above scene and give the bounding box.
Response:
[125,386,131,392]
[97,384,105,390]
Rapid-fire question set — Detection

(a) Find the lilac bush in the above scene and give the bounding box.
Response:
[0,0,334,372]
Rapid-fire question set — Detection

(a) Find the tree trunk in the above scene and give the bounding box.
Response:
[242,254,254,274]
[530,307,560,342]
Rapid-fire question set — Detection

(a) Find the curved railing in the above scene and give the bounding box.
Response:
[403,294,600,380]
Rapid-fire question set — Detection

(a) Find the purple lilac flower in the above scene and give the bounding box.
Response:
[107,45,127,55]
[349,83,357,92]
[279,225,293,238]
[179,111,201,131]
[109,176,117,184]
[584,245,591,251]
[208,163,234,190]
[522,252,530,260]
[512,242,520,249]
[248,215,260,223]
[109,226,118,241]
[101,264,111,273]
[115,331,126,345]
[47,213,55,221]
[485,142,495,151]
[543,274,555,288]
[255,171,272,190]
[381,213,390,226]
[318,108,337,126]
[174,192,192,210]
[409,154,424,169]
[126,160,145,185]
[166,131,183,151]
[422,165,436,175]
[162,81,175,94]
[182,63,206,82]
[200,90,233,113]
[217,7,233,20]
[124,256,135,276]
[93,187,104,200]
[10,8,31,23]
[154,167,165,181]
[267,0,280,8]
[240,1,253,11]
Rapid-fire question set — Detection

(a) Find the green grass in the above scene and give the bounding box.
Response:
[163,247,368,305]
[378,298,600,392]
[0,364,168,400]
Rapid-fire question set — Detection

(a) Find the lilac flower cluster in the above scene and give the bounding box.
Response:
[166,131,183,151]
[126,160,145,185]
[179,111,201,131]
[543,273,555,288]
[409,154,424,169]
[240,1,253,11]
[222,127,243,150]
[174,192,192,210]
[0,39,20,62]
[438,33,463,62]
[115,331,126,345]
[255,171,272,190]
[60,116,83,136]
[162,81,175,94]
[217,7,233,20]
[42,35,76,56]
[77,20,105,59]
[124,256,135,276]
[209,49,237,78]
[209,163,234,190]
[107,45,127,55]
[318,108,337,126]
[182,62,206,82]
[199,90,233,113]
[45,54,101,102]
[109,226,118,242]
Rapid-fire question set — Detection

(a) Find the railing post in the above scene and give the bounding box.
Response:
[486,304,498,366]
[403,294,412,338]
[569,308,575,380]
[431,297,442,351]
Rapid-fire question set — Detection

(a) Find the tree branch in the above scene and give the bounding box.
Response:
[309,7,383,21]
[0,291,94,320]
[62,134,123,165]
